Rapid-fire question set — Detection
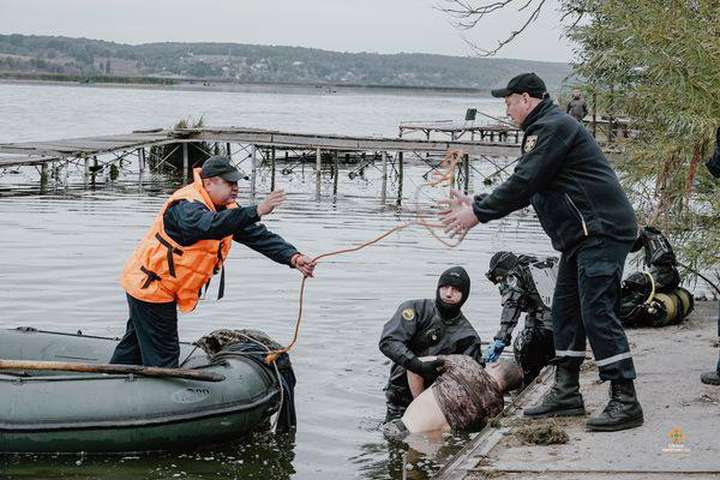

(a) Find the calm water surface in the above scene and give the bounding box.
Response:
[0,83,553,480]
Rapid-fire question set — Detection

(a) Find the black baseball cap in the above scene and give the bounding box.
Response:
[491,73,547,99]
[200,155,243,182]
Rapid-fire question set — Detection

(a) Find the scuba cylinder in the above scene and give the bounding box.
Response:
[647,287,694,327]
[624,286,694,327]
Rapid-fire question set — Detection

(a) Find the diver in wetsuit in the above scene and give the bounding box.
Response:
[378,266,483,422]
[483,251,558,385]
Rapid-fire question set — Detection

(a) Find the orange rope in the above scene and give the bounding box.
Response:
[265,149,467,363]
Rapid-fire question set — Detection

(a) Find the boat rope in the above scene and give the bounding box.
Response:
[264,149,468,364]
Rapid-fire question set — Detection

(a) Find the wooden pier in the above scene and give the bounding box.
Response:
[399,120,522,143]
[0,126,520,203]
[399,109,523,143]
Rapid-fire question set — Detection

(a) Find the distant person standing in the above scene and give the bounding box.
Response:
[566,89,588,123]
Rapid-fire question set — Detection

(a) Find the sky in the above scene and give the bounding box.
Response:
[0,0,574,63]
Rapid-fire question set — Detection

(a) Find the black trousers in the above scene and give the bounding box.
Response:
[552,238,636,381]
[384,365,414,422]
[109,293,180,368]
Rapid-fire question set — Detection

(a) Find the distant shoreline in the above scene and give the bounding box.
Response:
[0,73,494,97]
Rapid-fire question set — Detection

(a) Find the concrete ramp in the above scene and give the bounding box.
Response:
[435,301,720,480]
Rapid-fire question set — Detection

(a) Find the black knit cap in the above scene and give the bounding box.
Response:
[201,155,243,182]
[436,266,471,314]
[491,73,547,99]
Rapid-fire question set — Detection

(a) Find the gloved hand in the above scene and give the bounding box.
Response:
[483,339,506,363]
[406,357,445,381]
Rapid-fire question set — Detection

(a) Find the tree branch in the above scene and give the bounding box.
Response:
[438,0,548,56]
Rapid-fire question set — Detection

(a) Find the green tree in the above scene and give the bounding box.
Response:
[442,0,720,273]
[568,0,720,271]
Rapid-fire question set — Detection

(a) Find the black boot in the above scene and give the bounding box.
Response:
[586,380,644,431]
[700,371,720,385]
[524,361,585,418]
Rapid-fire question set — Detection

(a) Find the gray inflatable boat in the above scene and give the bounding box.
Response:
[0,327,282,453]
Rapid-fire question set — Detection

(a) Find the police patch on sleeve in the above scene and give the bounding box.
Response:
[523,135,538,153]
[401,308,415,321]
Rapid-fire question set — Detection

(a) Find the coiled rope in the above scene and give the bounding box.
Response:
[264,149,467,363]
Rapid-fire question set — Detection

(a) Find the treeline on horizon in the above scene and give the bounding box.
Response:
[0,33,571,90]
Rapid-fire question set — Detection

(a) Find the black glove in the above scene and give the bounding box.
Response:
[406,357,445,381]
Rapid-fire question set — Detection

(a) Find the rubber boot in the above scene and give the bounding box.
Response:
[586,380,644,431]
[700,371,720,385]
[524,360,585,418]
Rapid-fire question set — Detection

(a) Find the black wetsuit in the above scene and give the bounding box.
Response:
[620,227,687,327]
[379,298,483,421]
[494,256,556,384]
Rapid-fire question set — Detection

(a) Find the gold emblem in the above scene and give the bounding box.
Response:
[524,135,538,153]
[401,308,415,321]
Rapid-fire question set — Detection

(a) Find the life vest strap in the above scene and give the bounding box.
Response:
[140,266,161,289]
[155,233,184,277]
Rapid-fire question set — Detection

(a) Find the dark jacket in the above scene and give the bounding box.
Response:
[379,299,483,398]
[473,97,638,253]
[164,199,298,265]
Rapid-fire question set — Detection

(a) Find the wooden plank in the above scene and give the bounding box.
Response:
[0,359,225,382]
[0,155,58,168]
[0,127,521,169]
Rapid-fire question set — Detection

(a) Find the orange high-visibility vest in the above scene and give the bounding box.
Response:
[121,168,234,312]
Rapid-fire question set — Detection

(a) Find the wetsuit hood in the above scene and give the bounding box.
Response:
[486,251,519,284]
[435,266,471,321]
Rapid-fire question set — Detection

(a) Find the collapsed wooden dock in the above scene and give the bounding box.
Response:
[0,126,520,203]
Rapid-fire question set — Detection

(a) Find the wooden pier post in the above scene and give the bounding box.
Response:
[397,151,404,206]
[463,153,470,194]
[182,143,189,182]
[138,148,146,186]
[315,147,322,199]
[40,162,48,192]
[250,145,257,197]
[226,142,232,159]
[333,150,339,196]
[83,157,89,188]
[91,156,98,187]
[381,151,388,204]
[64,158,69,189]
[270,146,276,191]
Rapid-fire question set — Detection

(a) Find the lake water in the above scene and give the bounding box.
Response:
[0,82,554,480]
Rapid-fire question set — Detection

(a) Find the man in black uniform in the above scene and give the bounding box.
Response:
[484,251,557,385]
[379,266,483,422]
[620,226,693,327]
[440,73,643,431]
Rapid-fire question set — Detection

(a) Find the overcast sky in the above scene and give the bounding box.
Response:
[0,0,574,62]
